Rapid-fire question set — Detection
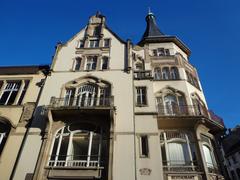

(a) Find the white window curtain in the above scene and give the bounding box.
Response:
[203,145,214,167]
[168,142,189,165]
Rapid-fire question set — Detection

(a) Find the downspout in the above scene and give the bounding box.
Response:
[127,39,138,180]
[10,66,50,180]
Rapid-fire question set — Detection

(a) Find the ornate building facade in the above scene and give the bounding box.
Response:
[0,12,225,180]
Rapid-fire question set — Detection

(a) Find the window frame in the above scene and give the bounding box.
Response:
[85,56,97,71]
[135,86,147,106]
[89,40,99,48]
[0,81,21,105]
[48,125,103,168]
[103,39,111,48]
[139,135,149,158]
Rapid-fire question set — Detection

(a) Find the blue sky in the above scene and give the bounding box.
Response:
[0,0,239,128]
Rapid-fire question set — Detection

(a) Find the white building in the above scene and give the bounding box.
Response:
[10,12,225,180]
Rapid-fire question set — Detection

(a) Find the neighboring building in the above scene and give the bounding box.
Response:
[221,126,240,180]
[0,65,49,180]
[2,12,226,180]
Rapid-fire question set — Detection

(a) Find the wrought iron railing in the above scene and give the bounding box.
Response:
[133,71,153,80]
[48,155,102,168]
[157,105,209,117]
[157,105,224,126]
[162,160,201,172]
[49,96,114,108]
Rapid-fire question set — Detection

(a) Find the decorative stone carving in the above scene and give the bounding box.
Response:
[20,102,36,122]
[139,168,151,175]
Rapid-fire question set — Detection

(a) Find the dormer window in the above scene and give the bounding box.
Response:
[103,39,110,47]
[93,26,101,37]
[152,48,170,56]
[89,40,99,48]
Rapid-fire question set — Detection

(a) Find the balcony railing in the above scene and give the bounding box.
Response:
[133,71,153,80]
[157,105,209,117]
[157,105,224,126]
[49,96,114,108]
[48,155,102,168]
[162,161,201,172]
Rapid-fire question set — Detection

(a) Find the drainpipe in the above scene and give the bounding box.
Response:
[127,39,138,180]
[10,66,50,180]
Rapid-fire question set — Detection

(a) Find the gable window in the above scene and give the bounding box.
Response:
[139,135,149,157]
[103,39,110,47]
[48,123,105,168]
[89,40,99,48]
[79,40,84,48]
[136,87,147,106]
[0,81,21,105]
[85,56,97,70]
[101,56,109,70]
[74,57,82,71]
[93,26,101,37]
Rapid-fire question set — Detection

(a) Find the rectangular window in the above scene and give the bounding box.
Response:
[0,81,21,105]
[139,135,149,157]
[152,48,170,56]
[101,57,109,70]
[79,40,84,48]
[89,40,99,48]
[103,39,110,47]
[86,56,97,70]
[74,58,81,71]
[17,80,30,105]
[136,87,147,106]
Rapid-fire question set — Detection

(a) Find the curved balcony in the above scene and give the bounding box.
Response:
[157,105,224,127]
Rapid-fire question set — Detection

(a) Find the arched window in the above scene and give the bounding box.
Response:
[63,79,111,107]
[0,121,11,155]
[191,95,208,117]
[48,123,104,168]
[168,142,190,165]
[154,67,161,80]
[162,67,170,80]
[164,95,178,115]
[156,90,187,116]
[160,131,195,167]
[203,145,215,168]
[170,67,179,80]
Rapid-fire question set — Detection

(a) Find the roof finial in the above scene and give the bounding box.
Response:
[148,7,153,15]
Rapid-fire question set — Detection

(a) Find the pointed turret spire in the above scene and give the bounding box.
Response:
[141,10,164,40]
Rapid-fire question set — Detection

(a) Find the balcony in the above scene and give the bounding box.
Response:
[48,155,103,168]
[134,70,153,80]
[162,161,201,173]
[49,96,114,109]
[157,105,224,127]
